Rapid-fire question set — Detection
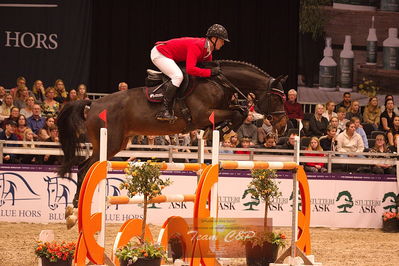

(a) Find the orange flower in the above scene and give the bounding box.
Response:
[280,233,286,239]
[144,252,148,257]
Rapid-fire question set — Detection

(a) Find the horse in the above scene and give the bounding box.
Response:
[57,60,288,222]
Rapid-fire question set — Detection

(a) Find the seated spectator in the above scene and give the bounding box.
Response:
[14,86,34,109]
[43,116,56,135]
[54,79,68,103]
[257,117,273,144]
[0,120,19,163]
[10,76,27,99]
[20,96,35,118]
[0,86,6,105]
[15,115,28,140]
[0,94,14,122]
[322,101,337,121]
[387,116,399,146]
[279,132,298,150]
[230,134,239,148]
[37,128,50,141]
[363,97,381,130]
[262,134,277,149]
[345,100,363,122]
[309,104,328,137]
[380,98,396,132]
[67,89,78,102]
[41,87,60,118]
[20,128,38,164]
[329,117,339,134]
[336,107,349,134]
[369,134,395,175]
[77,84,89,100]
[319,125,337,151]
[335,92,352,112]
[2,107,20,129]
[304,137,327,173]
[234,137,251,154]
[220,138,234,154]
[118,82,128,91]
[380,95,399,114]
[284,89,304,128]
[43,126,60,165]
[32,80,46,104]
[237,112,258,145]
[27,104,46,134]
[336,121,364,157]
[351,117,369,149]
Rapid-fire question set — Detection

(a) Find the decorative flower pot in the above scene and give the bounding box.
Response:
[245,241,279,266]
[41,257,72,266]
[382,219,399,232]
[120,257,162,266]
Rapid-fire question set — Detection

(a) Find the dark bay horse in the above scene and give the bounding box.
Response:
[57,60,288,210]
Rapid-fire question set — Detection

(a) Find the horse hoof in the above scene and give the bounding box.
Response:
[65,205,74,219]
[66,214,78,230]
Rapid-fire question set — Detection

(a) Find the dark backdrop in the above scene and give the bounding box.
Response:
[90,0,299,93]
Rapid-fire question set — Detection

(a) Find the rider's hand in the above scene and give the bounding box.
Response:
[211,67,221,76]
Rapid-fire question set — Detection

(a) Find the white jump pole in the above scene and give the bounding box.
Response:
[211,130,219,218]
[291,135,300,262]
[198,130,205,164]
[98,128,107,263]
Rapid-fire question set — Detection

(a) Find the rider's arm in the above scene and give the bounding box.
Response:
[186,45,212,77]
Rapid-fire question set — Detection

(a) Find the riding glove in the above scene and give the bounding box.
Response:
[211,67,221,76]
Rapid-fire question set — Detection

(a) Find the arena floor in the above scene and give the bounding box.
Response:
[0,222,398,266]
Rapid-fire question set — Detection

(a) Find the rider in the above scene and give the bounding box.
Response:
[151,24,229,121]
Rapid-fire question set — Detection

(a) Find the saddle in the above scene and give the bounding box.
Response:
[145,66,191,103]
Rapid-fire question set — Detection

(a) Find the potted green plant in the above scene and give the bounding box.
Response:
[382,211,399,233]
[116,161,172,266]
[357,77,380,97]
[243,169,287,266]
[34,241,76,266]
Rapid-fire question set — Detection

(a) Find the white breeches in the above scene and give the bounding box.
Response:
[150,46,183,87]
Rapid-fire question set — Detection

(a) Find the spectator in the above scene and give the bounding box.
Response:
[363,97,381,130]
[67,89,78,102]
[336,121,364,156]
[41,87,60,118]
[10,76,27,99]
[0,120,19,163]
[387,116,399,146]
[2,107,20,129]
[345,100,363,122]
[329,117,339,132]
[309,104,328,137]
[118,82,128,91]
[15,115,28,140]
[54,79,68,103]
[319,125,337,151]
[322,101,337,121]
[262,133,277,149]
[43,126,60,165]
[257,117,273,144]
[32,80,46,104]
[280,132,298,150]
[234,137,251,154]
[380,98,396,132]
[380,95,399,114]
[336,107,349,134]
[220,138,234,154]
[304,137,327,173]
[335,92,352,112]
[27,104,46,134]
[14,86,33,109]
[20,96,35,118]
[77,84,89,100]
[37,127,50,141]
[43,116,56,135]
[237,113,258,145]
[0,94,14,122]
[351,117,369,149]
[230,134,239,148]
[369,134,395,175]
[0,86,6,105]
[284,89,304,128]
[20,128,37,164]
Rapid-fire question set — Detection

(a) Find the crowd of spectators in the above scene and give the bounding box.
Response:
[0,77,397,175]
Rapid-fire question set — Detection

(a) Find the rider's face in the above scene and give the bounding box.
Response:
[213,38,225,51]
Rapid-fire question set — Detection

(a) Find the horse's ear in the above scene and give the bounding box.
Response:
[271,75,283,87]
[281,75,288,84]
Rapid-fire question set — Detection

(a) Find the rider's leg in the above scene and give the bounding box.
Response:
[151,47,183,120]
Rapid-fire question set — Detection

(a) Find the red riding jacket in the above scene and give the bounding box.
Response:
[155,37,212,77]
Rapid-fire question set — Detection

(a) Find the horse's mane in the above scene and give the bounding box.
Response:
[216,60,271,78]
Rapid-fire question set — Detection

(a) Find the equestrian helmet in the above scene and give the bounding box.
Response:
[206,24,230,42]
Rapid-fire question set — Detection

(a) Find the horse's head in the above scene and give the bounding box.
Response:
[44,176,59,210]
[217,60,288,135]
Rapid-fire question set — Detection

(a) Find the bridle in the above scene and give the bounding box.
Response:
[217,73,287,122]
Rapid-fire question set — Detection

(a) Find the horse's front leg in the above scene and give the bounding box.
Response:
[202,109,247,138]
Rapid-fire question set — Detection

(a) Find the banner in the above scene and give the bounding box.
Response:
[0,165,397,229]
[0,0,92,90]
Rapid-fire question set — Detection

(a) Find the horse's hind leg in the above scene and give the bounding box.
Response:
[71,157,95,208]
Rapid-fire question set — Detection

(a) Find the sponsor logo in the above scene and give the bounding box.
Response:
[4,31,58,49]
[382,192,398,212]
[241,189,260,211]
[336,190,354,213]
[0,172,40,207]
[289,189,302,212]
[311,198,335,212]
[44,176,77,210]
[219,196,240,210]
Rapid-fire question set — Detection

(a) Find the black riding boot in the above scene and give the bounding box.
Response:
[157,82,178,121]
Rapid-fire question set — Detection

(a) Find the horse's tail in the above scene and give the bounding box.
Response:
[57,100,92,177]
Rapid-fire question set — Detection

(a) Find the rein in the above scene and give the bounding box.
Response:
[217,73,250,102]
